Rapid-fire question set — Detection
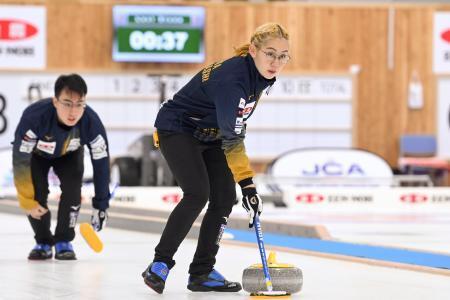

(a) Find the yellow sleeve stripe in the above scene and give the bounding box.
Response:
[224,142,254,183]
[14,169,38,210]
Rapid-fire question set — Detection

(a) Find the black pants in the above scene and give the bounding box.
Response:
[153,132,236,276]
[28,148,84,245]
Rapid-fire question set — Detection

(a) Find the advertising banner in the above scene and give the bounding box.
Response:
[0,5,46,69]
[283,187,450,213]
[433,12,450,74]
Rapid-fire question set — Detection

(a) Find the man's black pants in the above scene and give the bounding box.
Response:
[28,148,84,245]
[153,131,236,276]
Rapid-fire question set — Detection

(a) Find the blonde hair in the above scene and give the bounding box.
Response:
[234,22,289,56]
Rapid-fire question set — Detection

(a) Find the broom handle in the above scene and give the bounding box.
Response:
[110,182,119,198]
[254,214,273,292]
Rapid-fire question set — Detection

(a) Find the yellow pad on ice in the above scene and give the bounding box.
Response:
[80,223,103,253]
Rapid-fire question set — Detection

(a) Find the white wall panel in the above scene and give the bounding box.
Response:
[0,72,354,161]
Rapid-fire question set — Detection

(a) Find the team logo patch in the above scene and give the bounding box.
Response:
[90,135,108,160]
[36,140,56,155]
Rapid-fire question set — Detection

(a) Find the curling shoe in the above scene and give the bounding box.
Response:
[187,269,242,292]
[54,241,76,260]
[28,243,52,260]
[142,262,170,294]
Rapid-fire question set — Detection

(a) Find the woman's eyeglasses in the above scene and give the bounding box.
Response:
[260,50,290,64]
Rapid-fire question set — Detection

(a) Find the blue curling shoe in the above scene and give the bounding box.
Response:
[28,243,52,260]
[142,262,170,294]
[55,241,76,260]
[187,269,242,292]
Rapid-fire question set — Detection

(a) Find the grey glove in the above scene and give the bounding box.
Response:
[91,209,108,232]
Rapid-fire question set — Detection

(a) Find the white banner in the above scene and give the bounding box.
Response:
[0,72,355,158]
[437,78,450,157]
[284,187,450,213]
[433,12,450,74]
[0,5,46,69]
[163,75,353,101]
[47,186,183,212]
[266,75,352,100]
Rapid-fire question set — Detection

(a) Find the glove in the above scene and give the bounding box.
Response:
[91,209,108,232]
[241,187,263,228]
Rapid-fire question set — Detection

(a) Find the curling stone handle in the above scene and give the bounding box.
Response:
[268,251,277,265]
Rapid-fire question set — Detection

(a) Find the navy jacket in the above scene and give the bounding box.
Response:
[155,54,275,184]
[12,98,110,210]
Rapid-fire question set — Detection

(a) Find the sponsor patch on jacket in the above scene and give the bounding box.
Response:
[19,129,38,153]
[24,129,37,140]
[90,135,108,160]
[36,140,56,154]
[20,140,36,153]
[238,98,246,109]
[67,138,81,152]
[234,117,244,134]
[243,102,256,119]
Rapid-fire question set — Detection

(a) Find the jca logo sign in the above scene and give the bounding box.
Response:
[302,161,365,176]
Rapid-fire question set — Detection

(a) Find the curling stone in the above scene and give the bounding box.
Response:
[242,251,303,295]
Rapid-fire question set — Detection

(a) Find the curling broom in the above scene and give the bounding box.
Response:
[79,184,118,253]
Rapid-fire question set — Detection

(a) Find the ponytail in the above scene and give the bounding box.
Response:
[234,44,250,56]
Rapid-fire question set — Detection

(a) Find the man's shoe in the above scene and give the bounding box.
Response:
[28,244,52,260]
[142,262,170,294]
[55,242,76,260]
[187,269,242,292]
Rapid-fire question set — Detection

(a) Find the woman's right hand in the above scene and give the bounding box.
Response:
[27,204,48,220]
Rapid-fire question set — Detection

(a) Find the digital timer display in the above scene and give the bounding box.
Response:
[113,6,205,63]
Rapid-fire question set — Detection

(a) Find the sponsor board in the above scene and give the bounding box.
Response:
[0,5,46,69]
[284,187,450,212]
[83,186,450,213]
[109,186,183,211]
[4,183,450,215]
[434,12,450,74]
[39,186,184,211]
[437,78,450,157]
